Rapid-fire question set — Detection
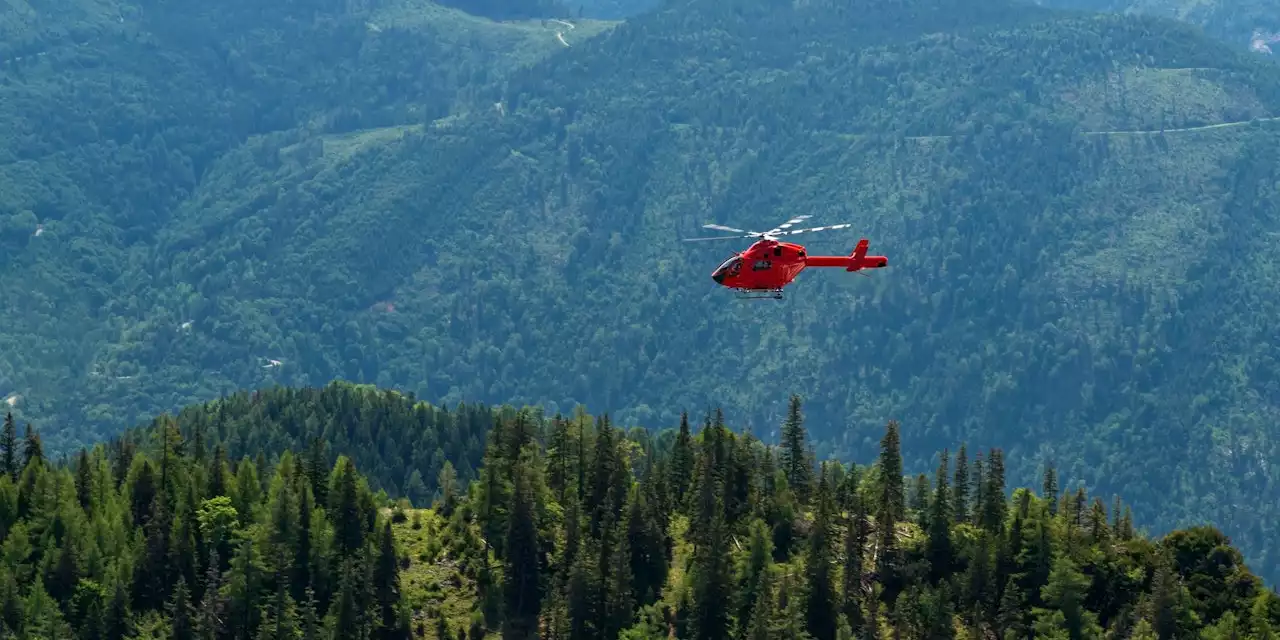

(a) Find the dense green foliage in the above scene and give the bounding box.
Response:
[2,389,1277,639]
[120,382,498,507]
[436,0,571,20]
[1041,0,1279,51]
[5,0,1280,594]
[454,394,1280,640]
[0,0,615,449]
[569,0,658,19]
[0,407,413,639]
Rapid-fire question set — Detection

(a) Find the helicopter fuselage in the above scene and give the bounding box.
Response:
[710,238,888,294]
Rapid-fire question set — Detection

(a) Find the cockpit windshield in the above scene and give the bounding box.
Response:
[714,256,742,276]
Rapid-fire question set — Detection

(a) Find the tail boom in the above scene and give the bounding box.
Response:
[805,238,888,271]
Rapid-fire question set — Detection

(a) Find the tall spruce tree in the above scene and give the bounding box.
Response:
[925,450,954,585]
[1042,463,1059,516]
[952,445,969,525]
[0,413,15,480]
[841,495,869,631]
[779,395,812,505]
[21,423,42,470]
[805,464,837,640]
[875,420,905,606]
[502,452,543,640]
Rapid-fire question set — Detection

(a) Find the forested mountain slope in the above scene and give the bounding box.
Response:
[133,0,1280,580]
[1038,0,1279,53]
[0,0,614,442]
[570,0,659,19]
[1,390,1276,638]
[123,381,501,506]
[6,0,1280,589]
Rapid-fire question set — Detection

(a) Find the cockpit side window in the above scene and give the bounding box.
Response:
[715,256,742,276]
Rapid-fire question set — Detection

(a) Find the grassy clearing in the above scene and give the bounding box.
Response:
[386,506,494,639]
[370,0,621,71]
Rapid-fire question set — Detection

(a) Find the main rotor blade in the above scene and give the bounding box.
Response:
[771,223,853,236]
[681,234,756,242]
[700,223,758,235]
[764,215,813,235]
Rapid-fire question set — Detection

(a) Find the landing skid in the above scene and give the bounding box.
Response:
[733,288,784,300]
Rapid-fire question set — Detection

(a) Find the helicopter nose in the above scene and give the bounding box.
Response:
[712,271,726,284]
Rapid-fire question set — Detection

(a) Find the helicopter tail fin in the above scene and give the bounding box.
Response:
[847,239,888,272]
[851,238,869,262]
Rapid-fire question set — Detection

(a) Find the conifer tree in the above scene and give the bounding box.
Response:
[328,456,367,558]
[197,549,227,640]
[925,450,954,585]
[667,411,695,512]
[547,414,574,504]
[373,521,408,640]
[168,576,195,640]
[779,395,812,505]
[981,449,1006,533]
[1087,498,1109,543]
[995,575,1026,639]
[624,482,667,608]
[136,495,175,611]
[966,531,994,624]
[502,452,543,640]
[0,393,1273,640]
[1042,463,1059,516]
[775,571,813,640]
[565,533,600,640]
[725,433,754,528]
[689,502,732,640]
[234,457,263,528]
[438,460,459,517]
[329,557,364,640]
[744,567,777,640]
[601,506,636,640]
[1021,510,1054,609]
[23,577,73,639]
[74,449,93,511]
[805,464,837,640]
[0,413,15,480]
[737,518,774,637]
[910,474,930,525]
[841,496,868,631]
[304,438,328,507]
[875,421,904,605]
[970,453,985,525]
[21,423,42,470]
[877,422,904,524]
[208,445,230,499]
[922,583,956,640]
[105,578,130,640]
[587,417,627,540]
[1034,554,1101,639]
[1072,486,1087,532]
[952,445,968,525]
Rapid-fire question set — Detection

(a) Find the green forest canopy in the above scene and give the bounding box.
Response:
[4,0,1280,596]
[0,386,1276,639]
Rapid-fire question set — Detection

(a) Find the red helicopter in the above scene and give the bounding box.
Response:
[683,214,888,299]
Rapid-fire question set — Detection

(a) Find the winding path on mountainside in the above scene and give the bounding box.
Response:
[548,18,574,47]
[1083,116,1280,135]
[871,115,1280,142]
